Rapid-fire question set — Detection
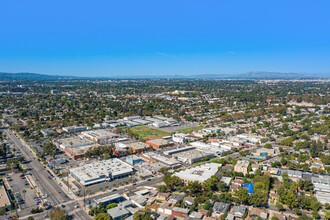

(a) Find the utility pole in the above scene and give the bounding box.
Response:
[83,187,86,210]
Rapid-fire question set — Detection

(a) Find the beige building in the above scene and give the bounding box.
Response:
[234,160,250,175]
[0,185,11,210]
[81,129,119,144]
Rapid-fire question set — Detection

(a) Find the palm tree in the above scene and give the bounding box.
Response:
[22,190,26,208]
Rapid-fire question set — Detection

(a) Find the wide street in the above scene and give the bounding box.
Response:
[3,127,163,219]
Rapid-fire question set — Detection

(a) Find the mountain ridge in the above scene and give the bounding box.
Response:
[0,71,329,81]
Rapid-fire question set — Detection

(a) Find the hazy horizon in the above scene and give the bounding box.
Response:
[1,1,330,77]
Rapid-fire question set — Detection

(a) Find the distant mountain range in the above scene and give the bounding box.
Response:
[0,71,329,81]
[0,72,82,81]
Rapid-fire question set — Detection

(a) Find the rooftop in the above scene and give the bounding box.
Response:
[58,136,94,148]
[174,163,222,182]
[82,129,118,139]
[0,185,10,208]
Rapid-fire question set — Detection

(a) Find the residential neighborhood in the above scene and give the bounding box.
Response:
[0,79,329,220]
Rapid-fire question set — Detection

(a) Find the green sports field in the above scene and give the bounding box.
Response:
[126,126,171,140]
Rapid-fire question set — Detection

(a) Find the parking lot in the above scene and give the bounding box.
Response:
[6,172,40,213]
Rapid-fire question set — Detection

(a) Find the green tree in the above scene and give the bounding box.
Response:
[106,203,117,210]
[133,210,152,220]
[186,181,202,194]
[235,188,249,204]
[94,213,112,220]
[104,153,110,160]
[157,185,167,192]
[203,200,211,210]
[264,143,272,149]
[49,207,69,220]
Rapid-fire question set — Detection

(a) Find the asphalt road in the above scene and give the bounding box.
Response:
[4,128,72,206]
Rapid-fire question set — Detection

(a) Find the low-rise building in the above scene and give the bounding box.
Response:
[250,208,268,220]
[81,129,119,144]
[0,185,11,210]
[172,133,191,144]
[174,163,222,183]
[126,155,143,165]
[146,139,174,149]
[212,202,230,216]
[233,205,247,218]
[312,175,330,203]
[128,142,149,154]
[70,158,134,186]
[57,136,94,149]
[107,206,131,220]
[172,149,214,164]
[62,126,87,133]
[64,144,99,159]
[172,207,189,218]
[255,148,277,157]
[234,160,250,175]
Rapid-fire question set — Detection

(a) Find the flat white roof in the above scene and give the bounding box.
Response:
[174,163,222,182]
[71,158,134,183]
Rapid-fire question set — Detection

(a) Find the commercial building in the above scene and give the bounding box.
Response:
[126,155,143,165]
[146,139,174,149]
[57,136,94,149]
[94,194,124,205]
[163,146,196,156]
[172,149,214,165]
[70,158,134,186]
[0,185,11,210]
[62,126,87,133]
[173,163,222,183]
[172,133,191,144]
[190,141,229,156]
[234,160,250,175]
[113,143,129,157]
[143,152,181,168]
[236,134,263,145]
[64,144,99,159]
[81,129,119,144]
[128,142,150,154]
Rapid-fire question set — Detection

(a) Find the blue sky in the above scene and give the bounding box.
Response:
[0,0,329,77]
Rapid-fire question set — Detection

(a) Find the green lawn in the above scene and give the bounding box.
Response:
[177,126,204,134]
[126,126,171,140]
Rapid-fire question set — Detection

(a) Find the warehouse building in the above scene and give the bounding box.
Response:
[70,158,134,186]
[128,142,150,154]
[81,129,119,144]
[171,149,214,164]
[143,152,181,168]
[146,138,174,149]
[164,146,196,156]
[174,163,222,183]
[62,126,87,133]
[57,136,94,149]
[64,144,99,159]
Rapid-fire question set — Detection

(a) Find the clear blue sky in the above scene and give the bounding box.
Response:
[1,0,330,77]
